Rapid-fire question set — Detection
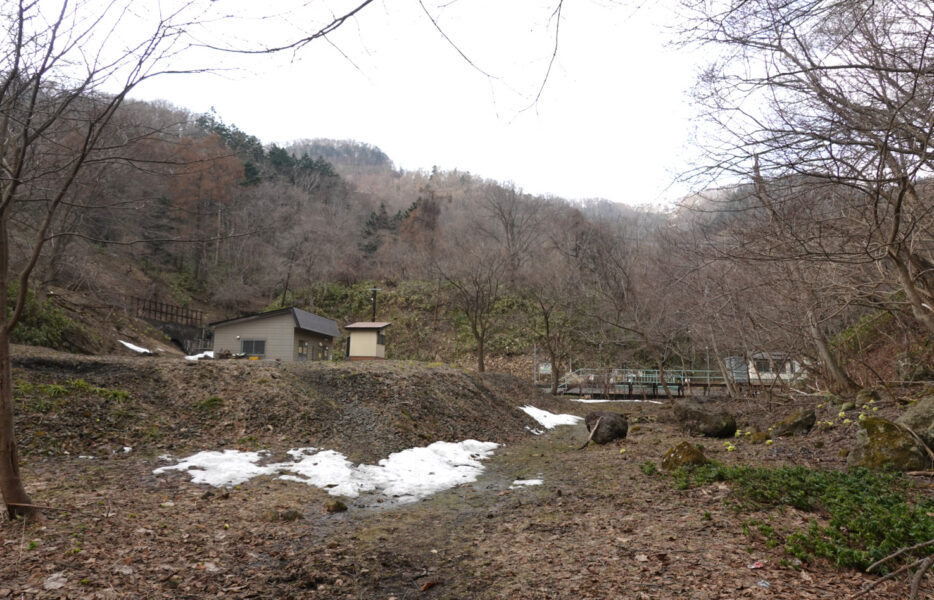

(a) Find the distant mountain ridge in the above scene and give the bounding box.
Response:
[287,138,396,177]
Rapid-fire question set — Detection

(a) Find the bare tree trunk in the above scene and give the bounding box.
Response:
[0,335,35,520]
[650,349,674,399]
[807,310,858,393]
[0,220,38,520]
[715,356,738,398]
[892,254,934,338]
[709,334,737,398]
[214,204,222,266]
[550,348,560,396]
[476,334,485,373]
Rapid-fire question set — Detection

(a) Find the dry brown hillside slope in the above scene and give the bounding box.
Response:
[10,348,564,462]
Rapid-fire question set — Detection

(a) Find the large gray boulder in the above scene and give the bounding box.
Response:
[848,417,930,471]
[672,400,737,438]
[584,411,628,444]
[896,396,934,450]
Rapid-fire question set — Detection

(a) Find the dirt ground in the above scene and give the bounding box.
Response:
[1,355,932,599]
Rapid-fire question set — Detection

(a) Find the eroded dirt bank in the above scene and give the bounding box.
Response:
[10,349,567,463]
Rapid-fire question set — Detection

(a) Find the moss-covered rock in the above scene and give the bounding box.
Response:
[771,410,815,437]
[661,441,709,471]
[847,417,930,471]
[856,388,880,405]
[749,431,771,444]
[671,400,737,438]
[840,402,856,412]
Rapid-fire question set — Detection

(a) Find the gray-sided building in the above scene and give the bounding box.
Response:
[211,308,340,361]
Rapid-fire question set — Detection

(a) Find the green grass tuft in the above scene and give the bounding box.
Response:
[196,396,224,411]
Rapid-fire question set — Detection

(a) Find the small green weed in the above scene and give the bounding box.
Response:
[16,378,130,404]
[639,461,658,476]
[94,387,129,401]
[25,398,54,413]
[38,384,68,398]
[196,396,224,411]
[673,463,934,571]
[69,379,92,392]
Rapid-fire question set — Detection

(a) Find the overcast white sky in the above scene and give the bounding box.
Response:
[129,0,702,207]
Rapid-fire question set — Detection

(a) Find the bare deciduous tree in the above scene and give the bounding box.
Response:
[682,0,934,340]
[0,0,383,521]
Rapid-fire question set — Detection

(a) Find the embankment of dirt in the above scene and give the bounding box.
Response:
[11,347,569,462]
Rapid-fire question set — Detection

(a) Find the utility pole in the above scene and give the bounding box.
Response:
[368,287,381,321]
[706,346,710,387]
[533,344,537,384]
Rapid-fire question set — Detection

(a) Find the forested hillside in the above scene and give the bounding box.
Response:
[9,92,932,395]
[7,0,934,398]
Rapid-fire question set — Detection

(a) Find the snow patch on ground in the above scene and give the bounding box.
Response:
[118,340,152,354]
[185,351,214,361]
[510,478,543,488]
[154,440,499,503]
[154,449,274,487]
[569,398,664,405]
[519,406,583,429]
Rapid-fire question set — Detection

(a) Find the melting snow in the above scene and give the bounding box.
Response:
[118,340,152,354]
[519,406,583,429]
[154,440,499,503]
[185,351,214,361]
[510,478,543,488]
[154,449,274,487]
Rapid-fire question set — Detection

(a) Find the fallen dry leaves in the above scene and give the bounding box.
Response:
[1,351,931,598]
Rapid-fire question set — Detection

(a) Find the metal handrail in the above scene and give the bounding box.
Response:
[556,367,734,393]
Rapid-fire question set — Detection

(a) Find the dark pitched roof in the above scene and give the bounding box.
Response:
[211,308,340,338]
[293,309,340,338]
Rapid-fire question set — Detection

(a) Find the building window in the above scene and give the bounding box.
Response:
[241,339,266,357]
[297,341,308,361]
[377,331,386,346]
[754,359,772,374]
